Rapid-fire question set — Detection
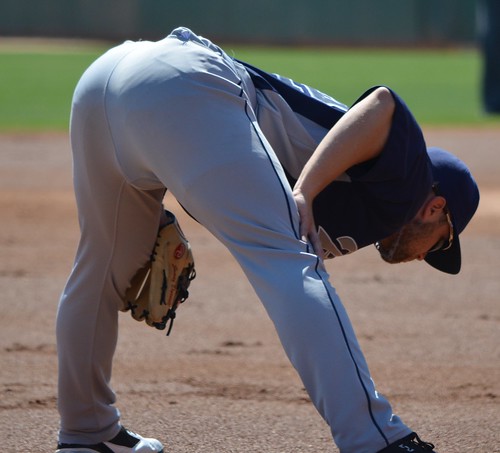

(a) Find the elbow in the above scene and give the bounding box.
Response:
[371,86,396,117]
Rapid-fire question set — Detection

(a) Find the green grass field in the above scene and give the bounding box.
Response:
[0,41,494,131]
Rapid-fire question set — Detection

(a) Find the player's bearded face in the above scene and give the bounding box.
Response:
[376,219,439,264]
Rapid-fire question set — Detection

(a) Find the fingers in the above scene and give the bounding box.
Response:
[293,189,324,260]
[301,218,323,259]
[308,227,324,260]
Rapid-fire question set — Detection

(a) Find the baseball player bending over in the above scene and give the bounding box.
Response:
[55,27,479,453]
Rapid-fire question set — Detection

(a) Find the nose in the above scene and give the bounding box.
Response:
[416,253,427,261]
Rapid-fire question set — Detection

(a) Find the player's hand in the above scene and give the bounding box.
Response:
[292,188,324,260]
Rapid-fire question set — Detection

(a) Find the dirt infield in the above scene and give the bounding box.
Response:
[0,129,499,452]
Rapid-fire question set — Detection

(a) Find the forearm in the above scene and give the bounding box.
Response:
[293,86,395,200]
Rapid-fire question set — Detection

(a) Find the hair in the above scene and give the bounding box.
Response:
[377,211,448,264]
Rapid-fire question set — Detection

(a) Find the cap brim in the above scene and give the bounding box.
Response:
[424,234,461,275]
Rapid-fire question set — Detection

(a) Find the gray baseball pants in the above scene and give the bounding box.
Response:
[56,27,411,452]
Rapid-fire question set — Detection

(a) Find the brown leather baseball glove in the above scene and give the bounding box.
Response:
[121,210,196,335]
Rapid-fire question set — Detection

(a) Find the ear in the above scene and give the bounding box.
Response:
[421,195,447,221]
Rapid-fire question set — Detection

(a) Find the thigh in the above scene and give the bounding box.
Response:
[69,41,167,306]
[104,36,301,246]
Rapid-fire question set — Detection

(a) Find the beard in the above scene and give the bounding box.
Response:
[376,219,438,264]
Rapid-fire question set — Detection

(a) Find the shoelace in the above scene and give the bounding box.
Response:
[411,433,436,450]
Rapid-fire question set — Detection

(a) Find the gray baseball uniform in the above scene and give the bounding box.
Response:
[57,27,413,452]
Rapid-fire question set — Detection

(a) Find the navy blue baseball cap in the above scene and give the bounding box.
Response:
[425,147,480,274]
